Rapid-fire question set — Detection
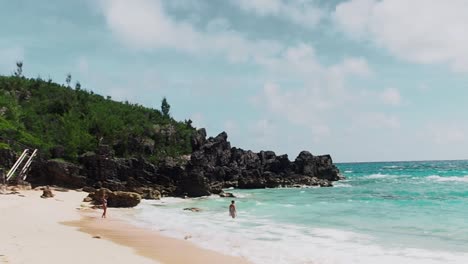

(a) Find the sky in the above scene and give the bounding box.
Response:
[1,0,468,162]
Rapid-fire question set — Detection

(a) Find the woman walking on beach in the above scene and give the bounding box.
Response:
[101,194,108,218]
[229,200,236,219]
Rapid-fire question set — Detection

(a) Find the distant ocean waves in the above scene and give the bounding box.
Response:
[357,173,468,183]
[426,175,468,183]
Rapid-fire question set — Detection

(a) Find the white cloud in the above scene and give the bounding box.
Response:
[98,0,283,63]
[333,0,468,72]
[257,82,333,132]
[330,57,373,77]
[333,0,375,39]
[96,0,412,160]
[380,88,401,106]
[248,119,279,146]
[98,0,376,145]
[251,43,375,142]
[0,46,24,75]
[233,0,324,29]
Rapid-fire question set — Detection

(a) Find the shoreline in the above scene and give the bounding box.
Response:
[0,188,249,264]
[66,213,250,264]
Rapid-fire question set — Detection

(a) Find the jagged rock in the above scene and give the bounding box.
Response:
[30,160,86,188]
[27,130,341,198]
[179,168,211,197]
[219,191,235,198]
[78,152,119,184]
[314,155,341,181]
[191,128,207,151]
[294,151,316,176]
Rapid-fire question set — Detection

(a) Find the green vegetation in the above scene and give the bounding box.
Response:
[0,62,196,162]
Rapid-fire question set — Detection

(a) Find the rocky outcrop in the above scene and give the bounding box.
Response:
[177,129,342,196]
[219,191,235,198]
[28,130,342,198]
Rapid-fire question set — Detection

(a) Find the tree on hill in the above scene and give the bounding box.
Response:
[0,62,195,162]
[14,61,23,77]
[66,73,72,87]
[161,97,170,117]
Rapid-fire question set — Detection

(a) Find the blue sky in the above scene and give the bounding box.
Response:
[1,0,468,162]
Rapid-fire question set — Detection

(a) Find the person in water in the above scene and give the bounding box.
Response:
[229,200,236,219]
[101,194,108,218]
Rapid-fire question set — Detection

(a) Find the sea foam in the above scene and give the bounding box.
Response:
[427,175,468,183]
[363,173,397,179]
[115,198,468,264]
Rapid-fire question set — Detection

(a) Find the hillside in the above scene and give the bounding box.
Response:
[0,64,342,198]
[0,66,195,163]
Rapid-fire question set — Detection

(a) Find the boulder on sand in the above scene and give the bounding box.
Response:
[40,186,54,198]
[88,188,141,207]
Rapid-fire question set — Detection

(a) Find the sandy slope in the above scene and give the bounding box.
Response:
[0,188,249,264]
[0,189,157,264]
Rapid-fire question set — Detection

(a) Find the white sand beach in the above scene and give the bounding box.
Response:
[0,188,249,264]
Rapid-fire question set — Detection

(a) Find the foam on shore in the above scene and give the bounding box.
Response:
[115,197,468,264]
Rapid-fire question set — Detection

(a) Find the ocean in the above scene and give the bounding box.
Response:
[118,160,468,264]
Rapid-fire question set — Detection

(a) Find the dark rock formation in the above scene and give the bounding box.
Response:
[30,160,86,188]
[177,129,342,196]
[219,191,235,198]
[28,130,342,198]
[191,128,207,151]
[0,148,16,169]
[108,191,141,207]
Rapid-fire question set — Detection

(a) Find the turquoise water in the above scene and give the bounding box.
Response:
[122,160,468,264]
